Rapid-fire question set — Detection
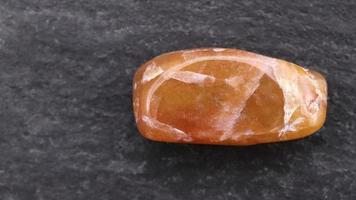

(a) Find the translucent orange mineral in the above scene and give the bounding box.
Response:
[133,48,327,145]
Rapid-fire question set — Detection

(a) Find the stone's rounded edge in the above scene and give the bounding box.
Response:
[132,60,192,143]
[133,53,164,141]
[307,69,328,97]
[303,68,328,137]
[132,66,141,136]
[304,69,328,135]
[132,48,328,146]
[272,59,328,138]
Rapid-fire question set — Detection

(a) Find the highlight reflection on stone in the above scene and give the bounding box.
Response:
[133,48,327,145]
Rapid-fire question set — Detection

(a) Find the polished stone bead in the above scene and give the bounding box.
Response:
[133,48,327,145]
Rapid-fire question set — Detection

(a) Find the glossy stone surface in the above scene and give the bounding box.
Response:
[133,48,327,145]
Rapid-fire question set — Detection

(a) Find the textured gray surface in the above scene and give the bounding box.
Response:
[0,0,356,199]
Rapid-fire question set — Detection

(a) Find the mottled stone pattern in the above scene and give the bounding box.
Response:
[0,0,355,199]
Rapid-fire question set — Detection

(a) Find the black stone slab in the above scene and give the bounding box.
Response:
[0,0,355,199]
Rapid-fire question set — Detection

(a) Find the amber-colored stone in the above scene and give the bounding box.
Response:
[133,48,327,145]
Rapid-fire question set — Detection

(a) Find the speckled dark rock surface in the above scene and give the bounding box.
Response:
[0,0,355,199]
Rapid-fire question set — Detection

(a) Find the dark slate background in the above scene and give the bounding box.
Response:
[0,0,355,199]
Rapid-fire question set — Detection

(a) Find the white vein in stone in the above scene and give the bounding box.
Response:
[142,115,192,142]
[142,62,163,83]
[169,71,216,84]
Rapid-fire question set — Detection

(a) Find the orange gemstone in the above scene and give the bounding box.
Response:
[133,48,327,145]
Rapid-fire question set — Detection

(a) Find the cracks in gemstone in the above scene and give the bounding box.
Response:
[150,95,162,118]
[142,62,163,83]
[306,72,326,114]
[307,95,321,114]
[284,104,299,125]
[276,65,326,131]
[143,54,279,141]
[212,48,226,52]
[279,117,305,137]
[142,115,192,142]
[273,65,300,126]
[145,55,277,114]
[217,72,264,141]
[134,49,327,145]
[169,71,216,85]
[231,129,255,141]
[224,76,244,88]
